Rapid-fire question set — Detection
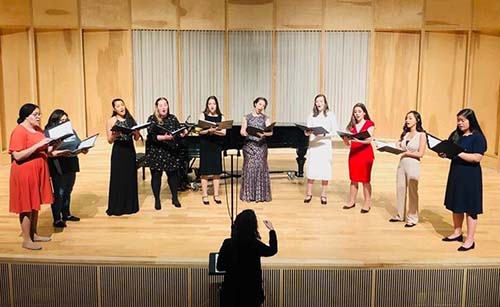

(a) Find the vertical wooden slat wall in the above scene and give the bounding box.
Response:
[0,0,499,170]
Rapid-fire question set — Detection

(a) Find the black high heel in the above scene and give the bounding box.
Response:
[342,203,355,209]
[320,196,327,205]
[303,195,312,203]
[458,242,475,251]
[442,234,463,242]
[173,199,181,208]
[360,207,371,214]
[202,196,209,205]
[213,196,222,204]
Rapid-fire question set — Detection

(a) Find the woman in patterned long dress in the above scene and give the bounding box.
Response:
[240,97,272,203]
[9,103,56,250]
[106,98,141,216]
[198,96,226,205]
[145,97,187,209]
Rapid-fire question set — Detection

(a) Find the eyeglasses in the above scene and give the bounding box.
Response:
[31,112,42,118]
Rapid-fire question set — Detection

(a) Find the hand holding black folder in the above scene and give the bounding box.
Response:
[374,140,405,155]
[111,122,151,135]
[337,130,371,140]
[246,122,276,137]
[197,119,233,130]
[426,133,464,158]
[153,124,186,137]
[295,124,329,135]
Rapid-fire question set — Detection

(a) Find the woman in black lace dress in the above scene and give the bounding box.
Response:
[106,98,140,216]
[144,97,187,209]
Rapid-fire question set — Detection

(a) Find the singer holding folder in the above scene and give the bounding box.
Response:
[198,96,226,205]
[145,97,187,209]
[303,94,338,205]
[440,109,486,252]
[388,111,426,227]
[240,97,272,203]
[342,103,375,213]
[44,110,85,228]
[9,103,56,250]
[106,98,140,216]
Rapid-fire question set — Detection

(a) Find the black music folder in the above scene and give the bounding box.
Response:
[197,119,233,130]
[208,252,225,276]
[47,121,74,145]
[246,122,276,137]
[295,124,329,135]
[71,133,99,154]
[426,133,464,157]
[374,140,405,155]
[152,124,186,137]
[337,130,371,140]
[111,122,151,134]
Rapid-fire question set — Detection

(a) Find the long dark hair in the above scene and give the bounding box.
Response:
[111,98,136,126]
[154,97,170,124]
[450,108,487,150]
[231,209,261,242]
[17,103,38,124]
[346,103,371,130]
[203,95,222,116]
[45,109,68,130]
[400,110,425,141]
[312,94,329,117]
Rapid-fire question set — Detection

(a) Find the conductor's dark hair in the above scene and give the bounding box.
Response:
[231,209,261,242]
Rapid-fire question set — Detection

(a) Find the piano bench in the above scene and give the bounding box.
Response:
[136,153,146,180]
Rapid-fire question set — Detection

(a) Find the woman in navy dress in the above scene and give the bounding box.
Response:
[440,109,487,252]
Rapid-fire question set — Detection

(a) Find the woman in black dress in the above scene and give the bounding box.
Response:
[145,97,187,209]
[106,98,140,216]
[440,109,487,251]
[217,209,278,307]
[45,109,85,227]
[198,96,226,205]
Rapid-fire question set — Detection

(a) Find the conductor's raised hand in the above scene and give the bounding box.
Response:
[263,220,274,231]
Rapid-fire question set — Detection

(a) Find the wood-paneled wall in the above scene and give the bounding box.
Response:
[0,0,499,171]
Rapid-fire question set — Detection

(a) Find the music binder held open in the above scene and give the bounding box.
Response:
[197,119,233,130]
[246,122,276,137]
[152,124,186,137]
[111,122,151,135]
[295,124,329,135]
[426,133,464,158]
[71,133,99,155]
[47,121,74,145]
[374,140,405,155]
[337,130,371,140]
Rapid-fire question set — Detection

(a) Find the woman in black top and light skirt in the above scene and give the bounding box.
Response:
[198,96,226,205]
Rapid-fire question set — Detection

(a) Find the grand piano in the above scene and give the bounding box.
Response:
[180,123,309,179]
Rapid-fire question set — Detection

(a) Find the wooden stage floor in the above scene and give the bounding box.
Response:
[1,138,500,267]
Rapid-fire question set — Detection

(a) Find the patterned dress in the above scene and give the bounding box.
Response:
[144,114,182,172]
[240,113,272,202]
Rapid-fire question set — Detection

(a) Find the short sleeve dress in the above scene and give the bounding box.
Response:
[348,120,375,183]
[9,125,53,213]
[444,132,486,215]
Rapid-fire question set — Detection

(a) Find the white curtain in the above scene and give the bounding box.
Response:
[181,31,225,122]
[228,31,272,121]
[276,31,321,123]
[324,31,370,130]
[132,30,178,124]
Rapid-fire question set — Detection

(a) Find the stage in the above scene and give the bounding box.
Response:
[1,137,499,267]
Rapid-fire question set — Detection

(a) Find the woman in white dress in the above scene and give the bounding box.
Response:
[304,94,338,205]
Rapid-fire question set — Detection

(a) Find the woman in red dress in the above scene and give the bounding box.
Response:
[9,103,57,250]
[342,103,375,213]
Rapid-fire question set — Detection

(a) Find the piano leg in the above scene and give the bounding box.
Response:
[296,146,307,177]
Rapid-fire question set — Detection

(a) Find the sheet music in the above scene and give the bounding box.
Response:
[48,121,73,139]
[78,134,98,149]
[426,134,441,148]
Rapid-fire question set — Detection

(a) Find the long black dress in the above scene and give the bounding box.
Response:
[107,119,139,216]
[199,113,223,176]
[444,132,486,215]
[217,230,278,307]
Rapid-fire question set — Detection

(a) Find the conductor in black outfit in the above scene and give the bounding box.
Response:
[217,209,278,307]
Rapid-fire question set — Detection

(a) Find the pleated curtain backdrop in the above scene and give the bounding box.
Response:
[324,31,370,130]
[132,30,178,124]
[228,31,273,122]
[276,31,321,123]
[181,31,225,122]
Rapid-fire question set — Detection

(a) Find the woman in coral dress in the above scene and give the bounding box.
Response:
[342,103,375,213]
[9,103,57,250]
